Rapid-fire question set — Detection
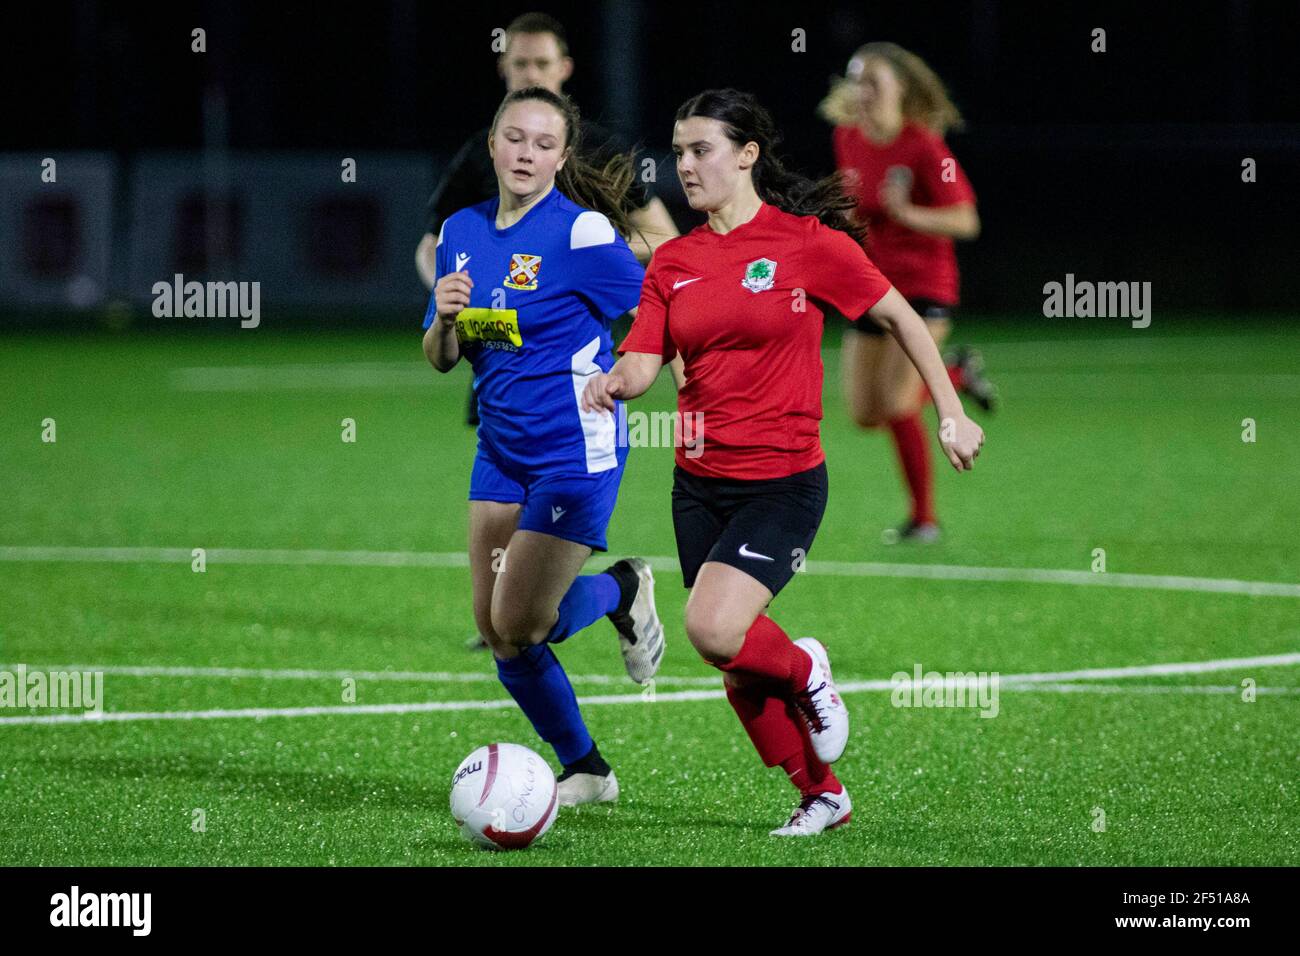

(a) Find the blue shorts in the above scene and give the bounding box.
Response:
[468,441,628,552]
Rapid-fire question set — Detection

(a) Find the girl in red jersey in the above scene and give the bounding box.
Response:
[820,42,996,543]
[581,89,984,836]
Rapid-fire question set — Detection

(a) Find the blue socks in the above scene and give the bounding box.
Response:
[495,643,592,765]
[493,572,622,766]
[544,572,620,644]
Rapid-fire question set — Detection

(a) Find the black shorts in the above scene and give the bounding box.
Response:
[852,297,953,336]
[670,462,828,596]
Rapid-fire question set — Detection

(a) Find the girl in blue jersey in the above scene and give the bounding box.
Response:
[422,87,665,806]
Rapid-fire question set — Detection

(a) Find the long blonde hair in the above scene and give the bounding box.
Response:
[818,42,965,135]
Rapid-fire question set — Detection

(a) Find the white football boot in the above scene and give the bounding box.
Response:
[770,787,852,836]
[605,558,665,684]
[557,770,620,807]
[792,638,850,763]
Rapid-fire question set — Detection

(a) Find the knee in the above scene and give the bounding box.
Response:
[722,669,762,691]
[847,392,888,429]
[473,605,509,657]
[850,406,887,430]
[683,603,744,666]
[879,393,919,423]
[489,604,552,650]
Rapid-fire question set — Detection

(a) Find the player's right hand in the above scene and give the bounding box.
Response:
[581,371,625,415]
[434,270,473,323]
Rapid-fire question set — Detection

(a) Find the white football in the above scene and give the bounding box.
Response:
[449,742,558,850]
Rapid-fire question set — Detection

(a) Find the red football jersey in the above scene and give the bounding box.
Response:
[618,202,892,480]
[833,122,975,305]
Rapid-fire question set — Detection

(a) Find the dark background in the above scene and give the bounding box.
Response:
[8,0,1300,312]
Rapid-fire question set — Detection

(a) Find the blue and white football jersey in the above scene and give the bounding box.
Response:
[423,188,645,475]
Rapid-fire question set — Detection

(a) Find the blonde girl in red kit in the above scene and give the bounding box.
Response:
[821,42,997,543]
[582,89,985,836]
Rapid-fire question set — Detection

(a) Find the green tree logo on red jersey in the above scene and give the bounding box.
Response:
[741,258,777,293]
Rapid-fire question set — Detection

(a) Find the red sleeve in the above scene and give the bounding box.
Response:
[914,133,976,207]
[617,255,677,361]
[803,219,892,321]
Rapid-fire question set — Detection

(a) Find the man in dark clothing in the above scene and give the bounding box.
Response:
[415,13,679,359]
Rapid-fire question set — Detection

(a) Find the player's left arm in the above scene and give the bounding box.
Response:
[666,353,686,391]
[866,287,984,470]
[572,210,682,392]
[417,137,484,290]
[883,199,980,240]
[415,234,439,290]
[582,312,665,412]
[880,138,980,240]
[807,222,980,468]
[623,202,683,386]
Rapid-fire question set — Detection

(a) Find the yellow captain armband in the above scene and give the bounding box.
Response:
[454,308,524,350]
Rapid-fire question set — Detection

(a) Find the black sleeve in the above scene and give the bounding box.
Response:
[580,120,653,211]
[424,129,495,236]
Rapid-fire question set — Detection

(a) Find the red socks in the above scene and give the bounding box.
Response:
[899,365,957,525]
[724,682,797,767]
[725,679,840,797]
[718,614,811,691]
[719,616,839,797]
[888,413,935,526]
[948,362,965,392]
[782,742,840,797]
[919,363,964,405]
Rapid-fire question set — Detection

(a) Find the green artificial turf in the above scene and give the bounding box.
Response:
[1,315,1296,865]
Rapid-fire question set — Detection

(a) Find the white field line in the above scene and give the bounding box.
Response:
[1,653,1294,726]
[3,683,1296,727]
[0,663,721,687]
[8,652,1297,690]
[0,690,723,726]
[2,546,1297,598]
[817,651,1300,692]
[0,546,469,568]
[947,651,1300,684]
[1007,682,1300,696]
[808,560,1300,597]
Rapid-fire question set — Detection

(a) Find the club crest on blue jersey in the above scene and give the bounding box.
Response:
[742,257,777,293]
[505,253,543,290]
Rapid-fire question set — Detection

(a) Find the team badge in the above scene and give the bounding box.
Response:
[741,258,777,293]
[504,253,542,291]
